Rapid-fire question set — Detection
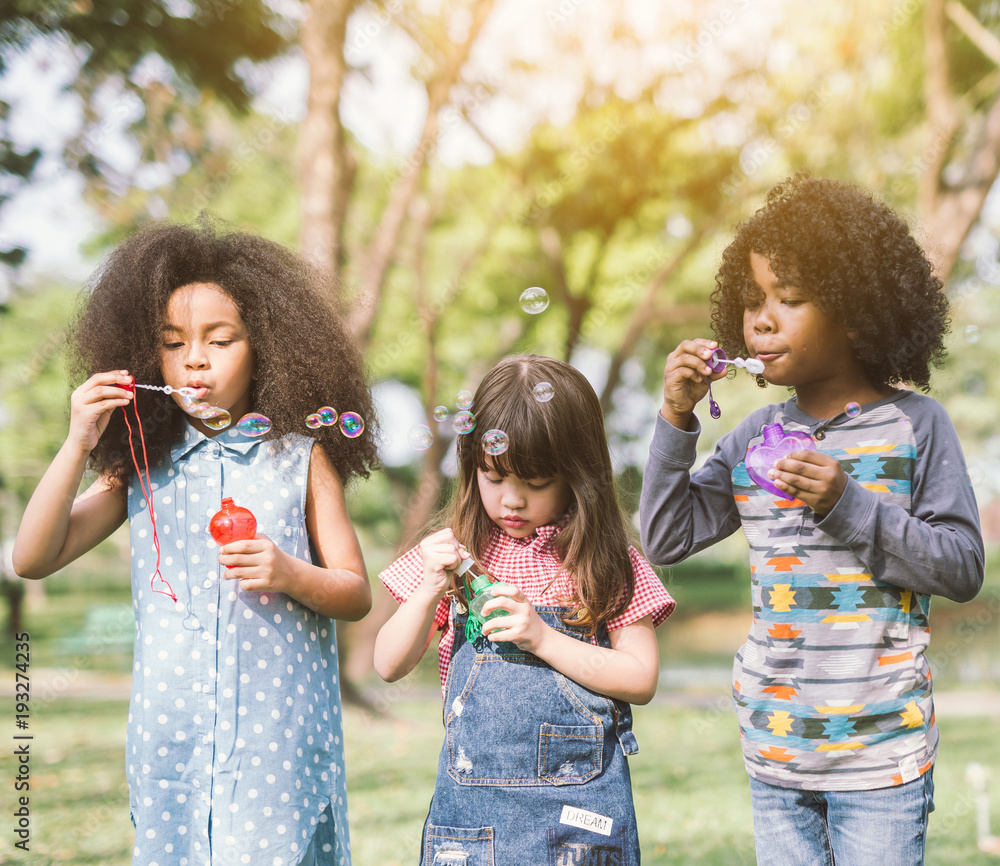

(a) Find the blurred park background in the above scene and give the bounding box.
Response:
[2,0,1000,862]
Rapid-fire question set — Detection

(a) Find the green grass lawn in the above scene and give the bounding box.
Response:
[4,552,1000,863]
[2,694,1000,865]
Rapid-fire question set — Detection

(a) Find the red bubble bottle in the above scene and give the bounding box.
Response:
[209,497,257,550]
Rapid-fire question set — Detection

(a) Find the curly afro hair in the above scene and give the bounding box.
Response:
[70,216,379,488]
[711,174,949,392]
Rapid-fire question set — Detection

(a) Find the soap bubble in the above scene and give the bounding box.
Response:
[236,413,271,437]
[519,286,549,314]
[965,325,981,343]
[533,381,555,403]
[177,392,201,413]
[456,390,474,410]
[967,464,985,486]
[185,400,225,421]
[305,413,323,429]
[845,402,861,418]
[433,405,449,422]
[408,425,434,451]
[339,412,365,438]
[184,400,231,429]
[201,410,232,431]
[482,429,509,456]
[317,406,338,426]
[451,410,476,435]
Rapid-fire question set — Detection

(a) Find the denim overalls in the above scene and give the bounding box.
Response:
[421,603,641,865]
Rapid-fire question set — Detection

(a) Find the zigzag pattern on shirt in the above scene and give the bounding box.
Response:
[728,402,940,788]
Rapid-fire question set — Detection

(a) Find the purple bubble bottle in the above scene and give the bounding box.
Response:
[745,423,816,500]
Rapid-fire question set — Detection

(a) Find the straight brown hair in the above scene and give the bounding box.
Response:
[446,354,635,631]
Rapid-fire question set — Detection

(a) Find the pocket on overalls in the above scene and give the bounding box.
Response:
[446,654,606,786]
[424,824,495,865]
[538,723,603,784]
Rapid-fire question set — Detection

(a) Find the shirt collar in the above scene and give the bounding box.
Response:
[169,421,264,462]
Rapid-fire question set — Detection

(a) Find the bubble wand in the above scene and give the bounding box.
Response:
[705,348,765,419]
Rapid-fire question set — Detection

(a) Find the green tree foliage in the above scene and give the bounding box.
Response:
[0,0,295,243]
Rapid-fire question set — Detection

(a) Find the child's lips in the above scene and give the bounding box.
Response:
[502,515,527,528]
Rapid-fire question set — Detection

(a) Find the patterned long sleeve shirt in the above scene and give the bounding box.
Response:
[640,391,984,790]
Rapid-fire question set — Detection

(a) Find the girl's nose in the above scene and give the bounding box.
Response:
[184,345,208,369]
[500,486,525,508]
[752,304,776,334]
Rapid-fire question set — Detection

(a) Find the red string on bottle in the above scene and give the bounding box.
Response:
[121,381,176,603]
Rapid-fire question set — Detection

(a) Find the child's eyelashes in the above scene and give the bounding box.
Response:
[160,339,235,349]
[482,473,555,490]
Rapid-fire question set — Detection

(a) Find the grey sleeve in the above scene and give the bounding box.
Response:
[816,396,984,603]
[639,412,746,566]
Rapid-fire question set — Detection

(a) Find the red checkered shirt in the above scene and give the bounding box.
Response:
[379,522,676,693]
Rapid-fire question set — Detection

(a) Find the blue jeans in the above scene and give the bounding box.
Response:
[749,770,935,866]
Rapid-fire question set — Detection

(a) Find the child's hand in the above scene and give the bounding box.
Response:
[769,451,848,518]
[68,371,134,454]
[219,534,296,593]
[660,339,726,430]
[417,528,466,601]
[480,585,550,653]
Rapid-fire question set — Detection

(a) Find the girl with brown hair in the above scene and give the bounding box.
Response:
[375,353,675,865]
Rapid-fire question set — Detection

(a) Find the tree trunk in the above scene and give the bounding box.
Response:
[299,0,356,280]
[920,0,1000,278]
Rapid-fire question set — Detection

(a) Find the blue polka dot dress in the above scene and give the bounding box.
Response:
[126,425,351,866]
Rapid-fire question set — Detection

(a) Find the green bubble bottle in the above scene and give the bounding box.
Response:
[457,557,508,643]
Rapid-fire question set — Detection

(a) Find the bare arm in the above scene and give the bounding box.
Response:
[373,528,460,682]
[12,371,133,578]
[373,584,445,682]
[485,586,661,704]
[220,444,372,620]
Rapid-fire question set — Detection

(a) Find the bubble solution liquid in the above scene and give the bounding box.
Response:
[458,557,509,623]
[209,498,257,565]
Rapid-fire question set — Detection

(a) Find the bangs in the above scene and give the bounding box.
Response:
[466,391,559,481]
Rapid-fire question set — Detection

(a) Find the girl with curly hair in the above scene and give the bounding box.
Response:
[640,175,984,865]
[13,219,378,865]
